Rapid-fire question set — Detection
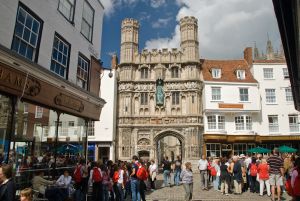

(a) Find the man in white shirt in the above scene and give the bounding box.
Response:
[198,155,208,190]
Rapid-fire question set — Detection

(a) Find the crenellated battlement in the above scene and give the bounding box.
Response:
[136,48,184,64]
[180,16,198,26]
[121,18,139,28]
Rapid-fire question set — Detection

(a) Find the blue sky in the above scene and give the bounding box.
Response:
[100,0,281,68]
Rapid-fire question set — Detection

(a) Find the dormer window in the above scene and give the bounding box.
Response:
[211,68,221,79]
[236,70,245,80]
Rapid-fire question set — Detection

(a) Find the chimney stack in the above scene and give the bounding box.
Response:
[244,47,253,66]
[111,54,118,69]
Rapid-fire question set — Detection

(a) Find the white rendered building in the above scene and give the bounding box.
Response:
[252,59,300,150]
[202,48,261,157]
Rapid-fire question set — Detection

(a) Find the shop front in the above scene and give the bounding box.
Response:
[0,46,105,190]
[203,134,300,157]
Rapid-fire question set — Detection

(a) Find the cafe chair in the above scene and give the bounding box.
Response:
[32,189,48,201]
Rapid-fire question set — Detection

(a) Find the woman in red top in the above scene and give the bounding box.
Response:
[258,158,271,196]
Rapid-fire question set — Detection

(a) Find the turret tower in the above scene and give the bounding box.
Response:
[120,18,139,64]
[180,16,199,62]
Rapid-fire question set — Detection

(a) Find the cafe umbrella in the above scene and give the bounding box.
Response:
[278,145,297,153]
[247,146,271,153]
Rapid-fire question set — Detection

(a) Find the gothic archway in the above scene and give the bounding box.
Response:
[153,130,185,165]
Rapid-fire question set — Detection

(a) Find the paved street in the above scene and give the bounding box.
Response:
[142,173,292,201]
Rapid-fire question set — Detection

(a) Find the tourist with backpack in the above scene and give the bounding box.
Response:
[291,157,300,201]
[258,158,271,196]
[137,161,148,201]
[130,155,141,201]
[211,158,220,191]
[73,161,84,201]
[89,161,103,201]
[112,163,124,201]
[249,157,258,193]
[267,148,284,201]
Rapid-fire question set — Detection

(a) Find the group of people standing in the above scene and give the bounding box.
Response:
[196,148,300,201]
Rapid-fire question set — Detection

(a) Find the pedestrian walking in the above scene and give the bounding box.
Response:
[180,162,193,201]
[267,148,284,201]
[89,161,103,201]
[174,156,182,186]
[162,156,171,187]
[149,159,157,190]
[198,155,208,190]
[130,155,141,201]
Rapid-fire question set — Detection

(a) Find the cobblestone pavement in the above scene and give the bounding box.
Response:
[142,173,292,201]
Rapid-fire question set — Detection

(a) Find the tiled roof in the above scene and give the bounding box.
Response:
[202,59,257,83]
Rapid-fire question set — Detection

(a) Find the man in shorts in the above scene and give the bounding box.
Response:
[267,148,284,201]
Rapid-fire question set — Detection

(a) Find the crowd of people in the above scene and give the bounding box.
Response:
[0,148,299,201]
[196,148,300,201]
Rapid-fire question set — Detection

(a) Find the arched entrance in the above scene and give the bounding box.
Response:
[138,150,150,161]
[153,130,185,165]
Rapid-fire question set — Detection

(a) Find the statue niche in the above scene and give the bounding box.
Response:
[156,79,164,106]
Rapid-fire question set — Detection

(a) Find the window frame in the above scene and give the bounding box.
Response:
[235,115,252,131]
[35,106,43,118]
[140,67,149,79]
[263,68,274,79]
[285,87,293,102]
[171,66,179,78]
[207,115,225,130]
[265,88,276,103]
[236,70,245,80]
[76,53,90,90]
[211,68,221,79]
[288,115,299,133]
[57,0,76,23]
[140,92,148,105]
[239,88,249,102]
[283,68,289,79]
[211,87,221,101]
[172,91,180,105]
[11,2,44,62]
[81,0,94,42]
[50,32,71,79]
[268,115,279,133]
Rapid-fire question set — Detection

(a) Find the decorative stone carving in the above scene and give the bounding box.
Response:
[138,138,150,145]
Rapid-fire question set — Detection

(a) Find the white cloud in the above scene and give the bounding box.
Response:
[101,0,139,16]
[145,0,280,59]
[152,17,172,28]
[150,0,166,8]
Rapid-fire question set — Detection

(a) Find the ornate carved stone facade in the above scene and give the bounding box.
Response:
[116,17,203,163]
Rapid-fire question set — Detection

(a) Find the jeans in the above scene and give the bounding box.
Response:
[200,170,208,189]
[131,179,141,201]
[74,189,84,201]
[213,176,220,190]
[174,169,181,185]
[163,170,171,186]
[102,185,109,201]
[183,183,193,201]
[259,179,271,196]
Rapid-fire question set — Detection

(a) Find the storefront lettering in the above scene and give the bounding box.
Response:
[0,67,41,96]
[54,93,84,112]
